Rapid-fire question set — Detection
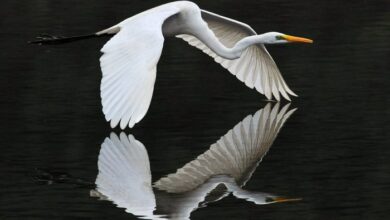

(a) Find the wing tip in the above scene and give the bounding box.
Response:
[289,90,298,97]
[107,119,136,129]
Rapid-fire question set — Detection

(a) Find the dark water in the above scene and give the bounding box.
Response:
[1,0,389,219]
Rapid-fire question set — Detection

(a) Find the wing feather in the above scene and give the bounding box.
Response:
[154,103,296,193]
[177,9,297,101]
[100,6,180,128]
[95,133,156,216]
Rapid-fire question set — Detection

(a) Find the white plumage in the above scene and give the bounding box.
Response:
[99,6,181,129]
[154,103,296,193]
[177,10,297,101]
[92,103,298,219]
[95,133,156,217]
[96,1,312,129]
[35,1,312,128]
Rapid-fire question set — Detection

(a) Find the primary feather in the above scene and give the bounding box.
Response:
[100,5,180,129]
[177,10,297,101]
[154,103,296,193]
[95,133,156,216]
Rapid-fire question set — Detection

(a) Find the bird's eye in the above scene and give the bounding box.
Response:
[275,35,284,40]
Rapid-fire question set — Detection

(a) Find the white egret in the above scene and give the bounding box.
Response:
[91,103,299,219]
[31,1,312,129]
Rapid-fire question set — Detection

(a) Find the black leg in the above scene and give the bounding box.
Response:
[28,33,112,45]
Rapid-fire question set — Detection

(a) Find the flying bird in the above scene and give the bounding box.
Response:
[91,103,299,219]
[30,1,312,129]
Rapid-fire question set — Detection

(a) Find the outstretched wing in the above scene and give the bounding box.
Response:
[154,103,296,193]
[177,10,297,101]
[94,133,156,217]
[100,6,180,129]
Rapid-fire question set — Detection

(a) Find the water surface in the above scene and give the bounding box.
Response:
[0,0,389,219]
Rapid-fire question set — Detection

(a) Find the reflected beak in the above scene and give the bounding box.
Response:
[272,197,303,203]
[282,35,313,43]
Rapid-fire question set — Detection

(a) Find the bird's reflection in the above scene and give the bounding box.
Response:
[91,103,298,219]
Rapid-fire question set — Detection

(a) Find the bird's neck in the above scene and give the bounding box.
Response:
[187,25,268,60]
[229,34,268,58]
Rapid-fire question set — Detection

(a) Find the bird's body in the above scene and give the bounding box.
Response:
[31,1,312,129]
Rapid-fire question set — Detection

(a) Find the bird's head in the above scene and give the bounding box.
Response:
[261,32,313,44]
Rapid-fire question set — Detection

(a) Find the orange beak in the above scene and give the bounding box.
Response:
[272,197,303,203]
[282,34,313,43]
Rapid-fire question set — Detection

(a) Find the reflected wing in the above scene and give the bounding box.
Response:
[154,103,296,193]
[100,6,180,129]
[177,10,297,101]
[94,133,156,216]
